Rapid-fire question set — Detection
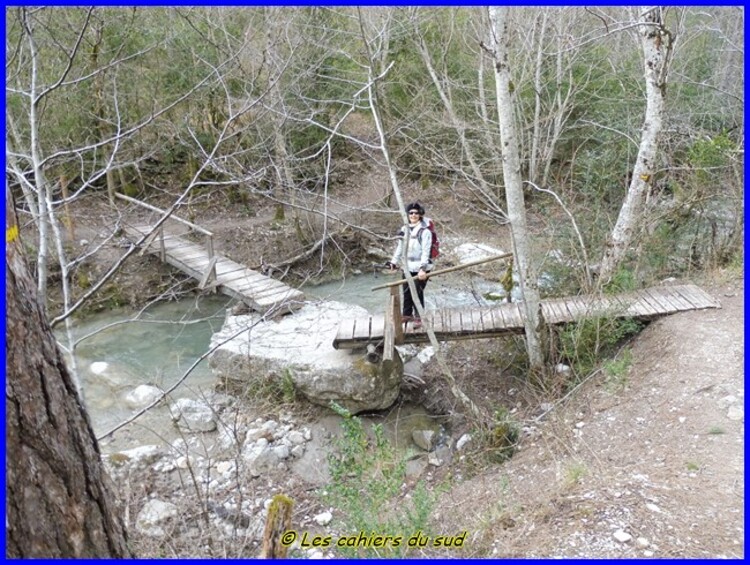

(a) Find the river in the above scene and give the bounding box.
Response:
[61,271,506,452]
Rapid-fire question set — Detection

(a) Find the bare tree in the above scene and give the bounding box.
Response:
[598,7,676,283]
[5,184,131,558]
[488,6,545,371]
[355,8,487,422]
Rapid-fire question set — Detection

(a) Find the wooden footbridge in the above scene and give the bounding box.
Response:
[334,272,720,357]
[117,194,304,313]
[114,194,720,356]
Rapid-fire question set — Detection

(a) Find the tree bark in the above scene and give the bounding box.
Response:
[599,7,674,283]
[5,185,131,558]
[489,6,545,371]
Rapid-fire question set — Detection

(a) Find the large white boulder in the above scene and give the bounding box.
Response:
[208,301,402,414]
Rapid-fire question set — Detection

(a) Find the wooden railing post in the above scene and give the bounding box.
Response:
[158,226,166,262]
[199,235,219,292]
[391,285,404,345]
[206,235,216,284]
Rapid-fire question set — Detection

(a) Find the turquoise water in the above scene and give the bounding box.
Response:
[59,294,230,442]
[305,271,501,314]
[61,271,501,449]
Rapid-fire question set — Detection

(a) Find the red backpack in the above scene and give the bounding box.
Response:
[419,218,440,260]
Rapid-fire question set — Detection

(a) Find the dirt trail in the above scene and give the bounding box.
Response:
[437,277,744,558]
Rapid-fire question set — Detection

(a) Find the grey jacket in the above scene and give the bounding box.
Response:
[390,221,433,273]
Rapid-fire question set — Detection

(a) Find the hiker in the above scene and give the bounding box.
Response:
[386,202,434,329]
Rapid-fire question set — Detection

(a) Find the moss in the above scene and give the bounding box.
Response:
[352,356,381,380]
[108,452,131,467]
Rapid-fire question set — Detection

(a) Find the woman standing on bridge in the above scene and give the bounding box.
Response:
[387,202,433,329]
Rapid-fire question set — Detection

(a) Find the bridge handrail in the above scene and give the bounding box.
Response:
[115,192,216,286]
[114,193,214,237]
[372,252,513,291]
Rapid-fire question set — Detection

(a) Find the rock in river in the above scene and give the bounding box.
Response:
[209,301,402,414]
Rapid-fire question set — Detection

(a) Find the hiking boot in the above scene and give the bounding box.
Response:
[412,318,422,329]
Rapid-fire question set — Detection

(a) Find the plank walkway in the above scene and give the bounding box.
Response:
[123,224,305,313]
[333,284,720,349]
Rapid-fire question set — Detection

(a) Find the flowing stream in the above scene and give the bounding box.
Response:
[62,271,506,453]
[59,295,230,451]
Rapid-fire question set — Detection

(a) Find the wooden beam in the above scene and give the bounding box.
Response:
[371,252,513,291]
[198,256,219,290]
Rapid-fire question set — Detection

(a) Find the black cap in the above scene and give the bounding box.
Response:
[405,202,425,215]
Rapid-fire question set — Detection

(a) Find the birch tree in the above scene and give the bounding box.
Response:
[489,6,545,371]
[598,7,676,283]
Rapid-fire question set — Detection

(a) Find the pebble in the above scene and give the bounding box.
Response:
[456,433,472,451]
[613,530,632,543]
[314,511,332,526]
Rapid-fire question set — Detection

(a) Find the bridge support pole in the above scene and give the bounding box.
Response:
[390,285,403,345]
[158,227,166,262]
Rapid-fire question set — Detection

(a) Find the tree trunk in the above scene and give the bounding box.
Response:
[5,185,131,558]
[489,6,545,371]
[599,7,674,283]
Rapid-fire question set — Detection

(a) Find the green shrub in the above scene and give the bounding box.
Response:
[559,316,643,380]
[324,403,437,557]
[479,406,519,464]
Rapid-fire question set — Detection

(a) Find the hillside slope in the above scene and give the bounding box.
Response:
[437,277,744,558]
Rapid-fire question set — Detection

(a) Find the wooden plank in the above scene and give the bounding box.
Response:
[641,291,674,315]
[217,267,271,286]
[254,292,305,312]
[667,285,702,308]
[458,310,468,333]
[664,287,699,311]
[496,303,515,328]
[673,285,719,309]
[249,280,299,298]
[540,301,557,324]
[596,293,630,316]
[214,259,250,275]
[557,298,578,322]
[615,291,651,316]
[643,287,686,313]
[447,309,463,332]
[541,299,568,324]
[550,298,575,324]
[334,320,356,347]
[484,307,499,330]
[167,247,211,264]
[198,256,218,290]
[506,303,524,329]
[353,316,372,340]
[688,285,721,308]
[626,291,661,317]
[492,304,508,330]
[369,315,385,340]
[568,295,598,319]
[438,309,451,332]
[653,286,695,311]
[474,308,491,332]
[229,277,285,296]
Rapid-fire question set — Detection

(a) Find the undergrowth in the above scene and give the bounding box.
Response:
[323,403,439,558]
